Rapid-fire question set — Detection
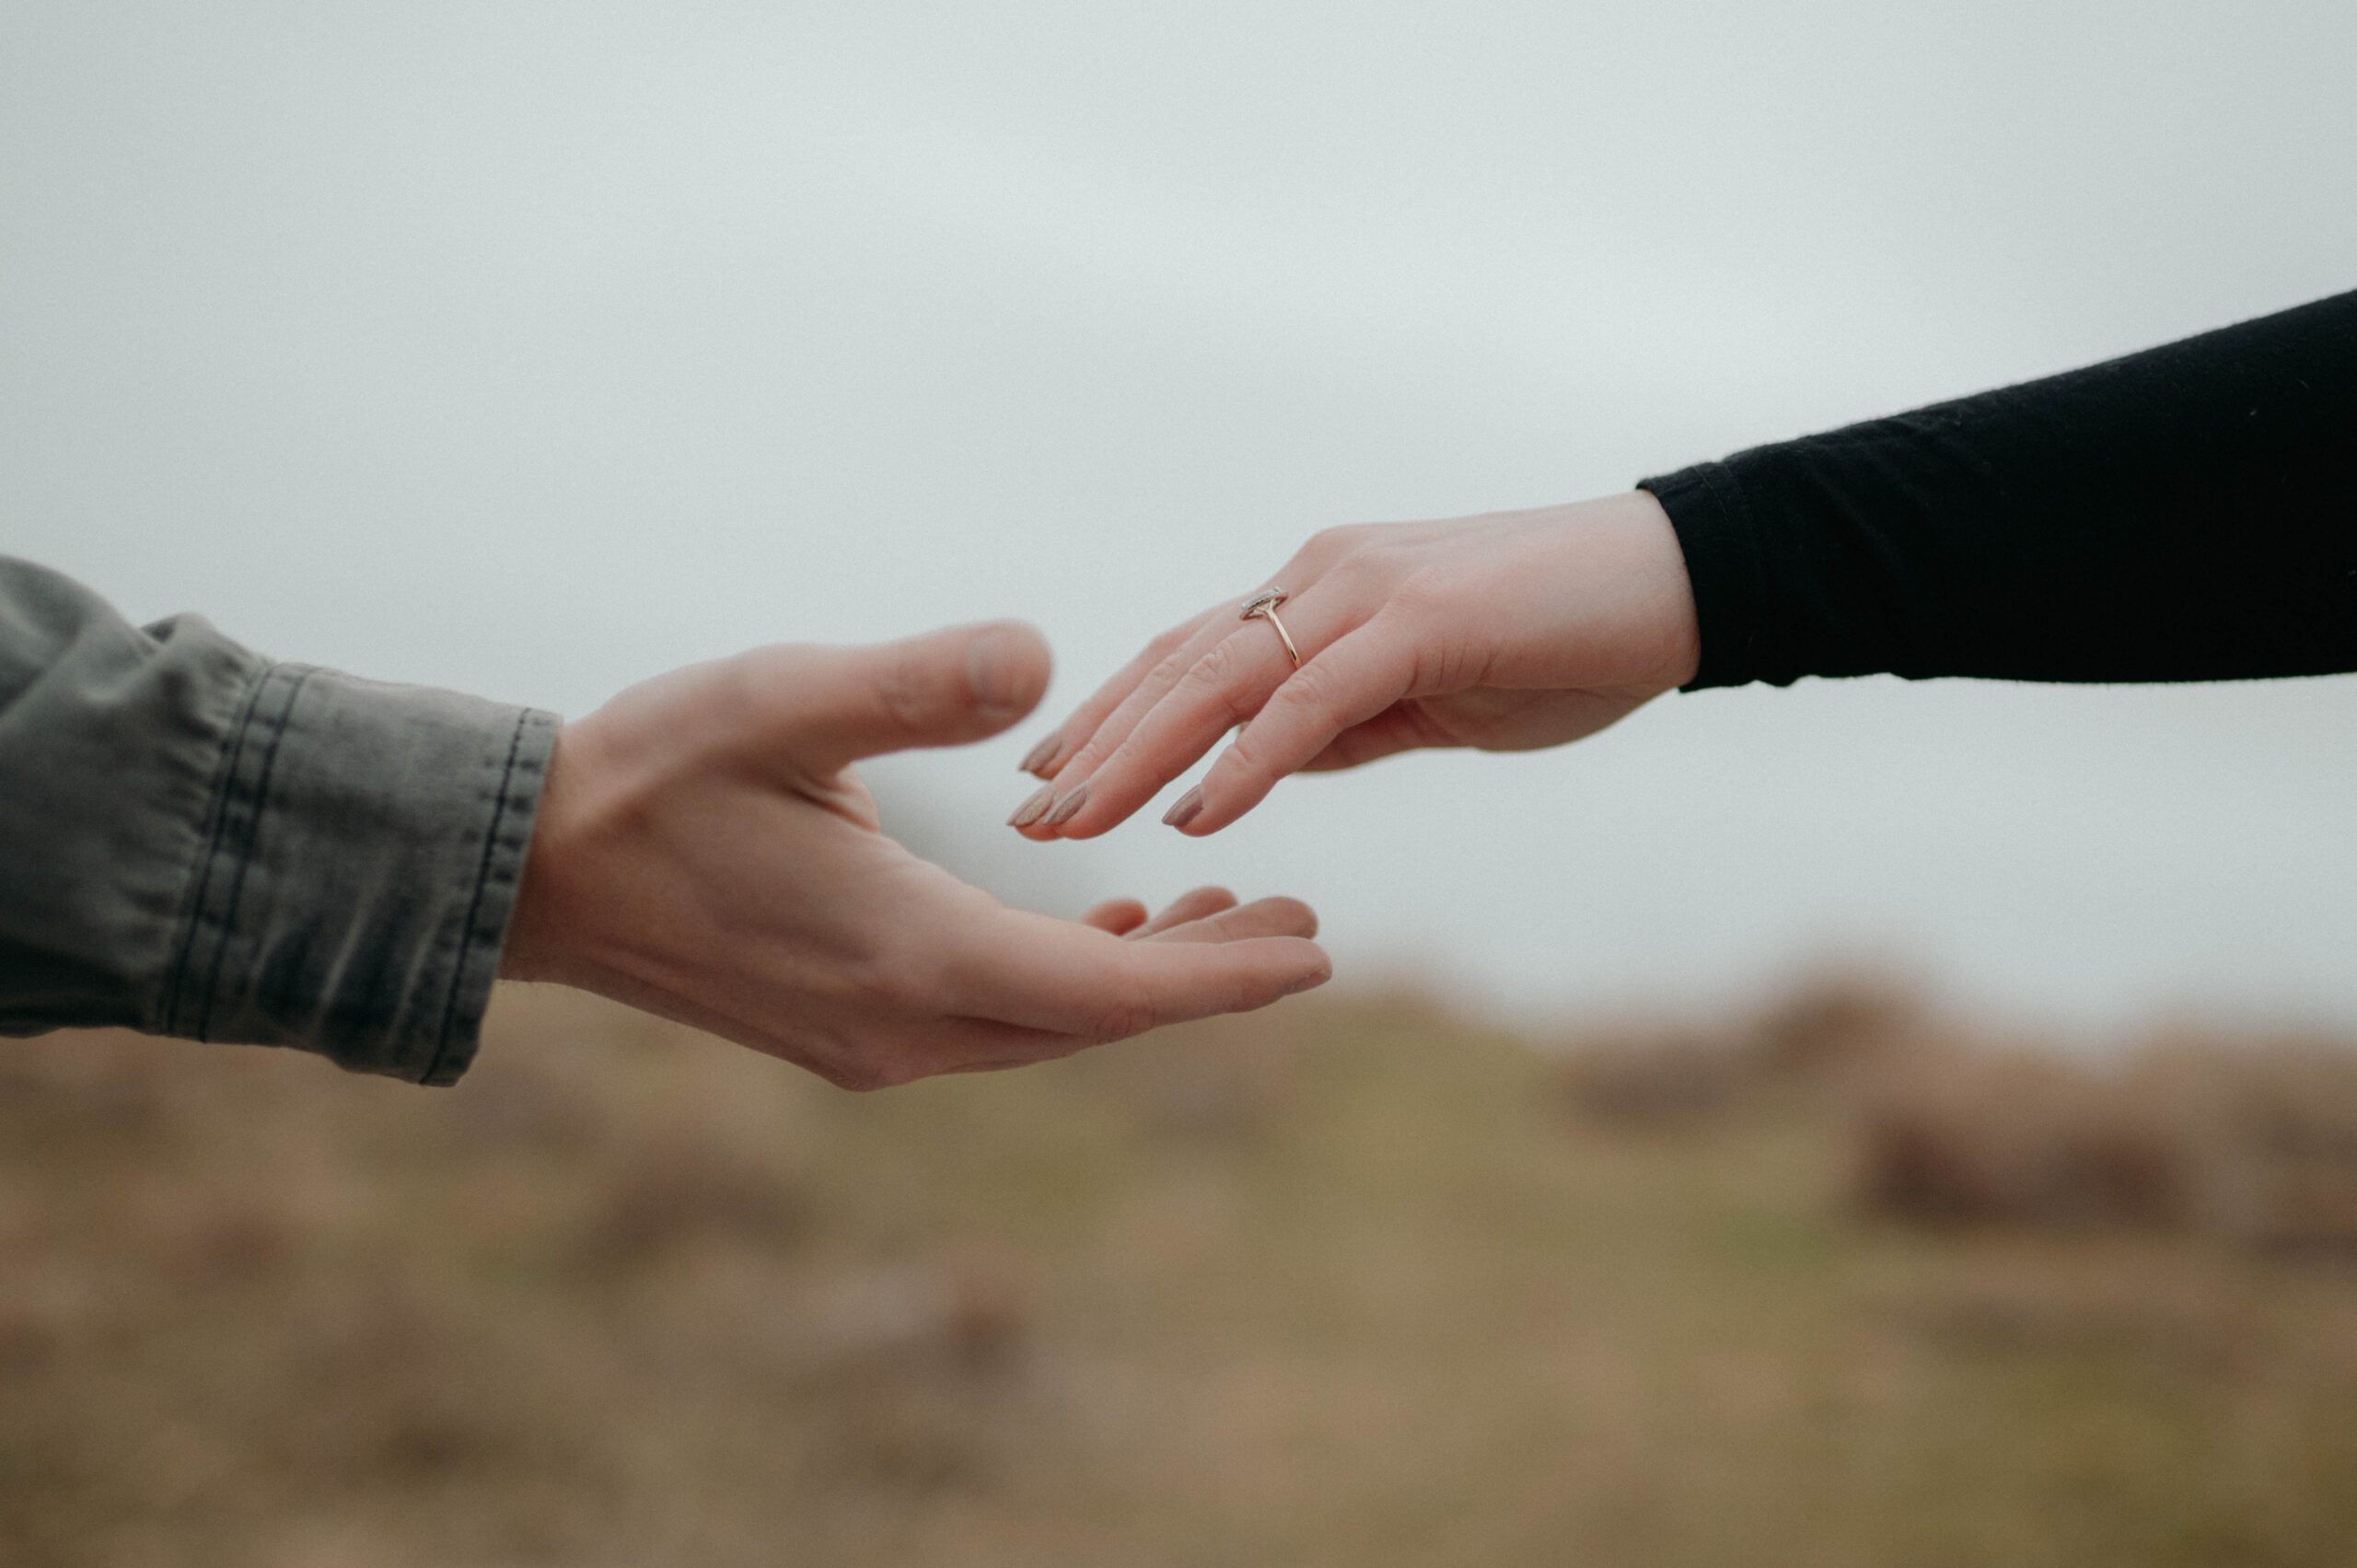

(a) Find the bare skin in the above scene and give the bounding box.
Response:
[502,621,1329,1090]
[1010,491,1701,840]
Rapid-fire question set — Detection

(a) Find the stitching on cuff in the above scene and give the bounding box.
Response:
[190,666,316,1043]
[421,708,532,1086]
[157,663,270,1036]
[159,662,315,1040]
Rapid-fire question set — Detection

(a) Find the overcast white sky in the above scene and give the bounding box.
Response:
[5,2,2355,1036]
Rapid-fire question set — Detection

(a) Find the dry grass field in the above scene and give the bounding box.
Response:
[10,981,2357,1567]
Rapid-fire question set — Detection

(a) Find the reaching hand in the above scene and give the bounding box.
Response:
[498,622,1329,1088]
[1008,492,1700,839]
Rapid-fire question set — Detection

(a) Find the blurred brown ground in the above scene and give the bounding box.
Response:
[9,981,2357,1567]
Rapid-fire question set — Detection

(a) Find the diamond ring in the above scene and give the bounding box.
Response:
[1240,587,1301,668]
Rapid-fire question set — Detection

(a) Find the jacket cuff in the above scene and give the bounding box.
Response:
[160,664,558,1085]
[1639,461,1793,691]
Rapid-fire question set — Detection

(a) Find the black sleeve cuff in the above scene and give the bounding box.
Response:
[1640,461,1791,691]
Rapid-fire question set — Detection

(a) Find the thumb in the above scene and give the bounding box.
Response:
[784,621,1052,768]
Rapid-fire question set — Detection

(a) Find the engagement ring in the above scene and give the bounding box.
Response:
[1241,587,1301,668]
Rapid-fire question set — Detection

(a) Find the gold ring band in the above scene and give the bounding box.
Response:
[1241,587,1301,668]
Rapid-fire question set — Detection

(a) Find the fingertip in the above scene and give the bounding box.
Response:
[1120,886,1237,942]
[1018,729,1066,776]
[1241,938,1330,1004]
[1006,783,1056,829]
[1079,897,1150,935]
[1232,935,1329,997]
[1250,895,1318,940]
[1282,941,1334,994]
[1041,783,1091,830]
[1285,963,1332,995]
[1145,895,1318,947]
[1161,784,1205,830]
[1178,744,1286,835]
[1173,790,1249,836]
[966,621,1052,720]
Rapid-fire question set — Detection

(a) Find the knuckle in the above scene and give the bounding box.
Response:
[1304,523,1366,561]
[1225,714,1295,782]
[1227,668,1340,780]
[1182,637,1238,691]
[846,940,947,1012]
[1182,643,1263,726]
[1147,639,1199,686]
[1432,637,1479,691]
[872,652,943,735]
[718,647,800,733]
[1275,656,1343,716]
[1385,568,1453,620]
[1085,989,1155,1044]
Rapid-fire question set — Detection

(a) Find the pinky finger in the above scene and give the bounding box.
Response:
[1296,705,1446,772]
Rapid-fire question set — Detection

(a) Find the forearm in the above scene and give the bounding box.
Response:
[0,558,555,1083]
[1644,288,2357,688]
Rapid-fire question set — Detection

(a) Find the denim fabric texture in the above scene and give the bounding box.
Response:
[0,557,555,1084]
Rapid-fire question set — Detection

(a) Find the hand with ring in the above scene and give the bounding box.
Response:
[1007,491,1701,839]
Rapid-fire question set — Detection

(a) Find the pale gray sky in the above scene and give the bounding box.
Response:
[6,2,2355,1034]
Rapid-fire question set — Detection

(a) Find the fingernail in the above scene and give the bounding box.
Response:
[1043,784,1091,829]
[1019,733,1063,775]
[1162,785,1204,830]
[1007,784,1056,828]
[1285,966,1332,995]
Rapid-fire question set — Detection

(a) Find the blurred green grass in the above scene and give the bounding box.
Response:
[7,982,2357,1567]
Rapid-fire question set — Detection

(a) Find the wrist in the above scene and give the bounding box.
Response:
[498,723,578,985]
[1617,489,1702,690]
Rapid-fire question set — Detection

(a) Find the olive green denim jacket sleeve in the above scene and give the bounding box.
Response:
[0,557,558,1085]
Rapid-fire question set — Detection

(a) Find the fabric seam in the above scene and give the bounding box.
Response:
[157,657,274,1037]
[422,708,529,1086]
[192,665,315,1043]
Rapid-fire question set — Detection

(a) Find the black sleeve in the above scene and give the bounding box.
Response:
[1640,288,2357,689]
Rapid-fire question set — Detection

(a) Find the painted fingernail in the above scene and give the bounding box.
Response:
[1043,784,1091,829]
[1007,784,1056,828]
[1019,733,1063,775]
[1162,785,1204,830]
